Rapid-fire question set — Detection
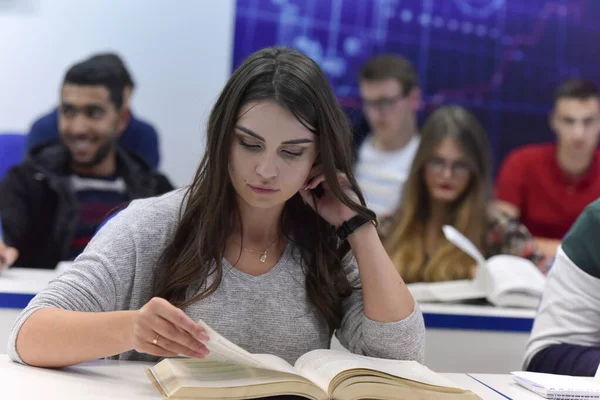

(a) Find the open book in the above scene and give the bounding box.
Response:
[406,225,546,308]
[146,320,481,400]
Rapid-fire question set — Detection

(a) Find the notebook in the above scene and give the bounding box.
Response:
[512,371,600,399]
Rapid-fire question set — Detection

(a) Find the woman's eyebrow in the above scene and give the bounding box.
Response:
[235,125,314,145]
[281,138,314,145]
[235,125,265,142]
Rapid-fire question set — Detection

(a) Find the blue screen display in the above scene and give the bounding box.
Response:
[233,0,599,170]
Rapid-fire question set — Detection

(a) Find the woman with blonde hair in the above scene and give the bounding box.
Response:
[382,105,546,283]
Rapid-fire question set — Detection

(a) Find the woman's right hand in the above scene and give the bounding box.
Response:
[132,297,210,358]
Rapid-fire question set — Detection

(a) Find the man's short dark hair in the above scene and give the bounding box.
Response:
[554,78,600,104]
[86,52,135,89]
[63,58,126,109]
[359,55,418,96]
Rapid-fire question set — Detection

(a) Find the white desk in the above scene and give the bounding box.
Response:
[444,373,508,399]
[0,264,71,308]
[0,355,502,399]
[420,303,535,373]
[0,268,536,373]
[469,373,600,399]
[2,354,160,399]
[0,267,62,353]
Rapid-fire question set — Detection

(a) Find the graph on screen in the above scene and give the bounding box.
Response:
[233,0,598,168]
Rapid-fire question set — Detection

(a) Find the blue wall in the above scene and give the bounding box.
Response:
[233,0,600,172]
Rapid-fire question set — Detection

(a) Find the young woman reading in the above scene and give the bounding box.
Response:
[9,47,424,368]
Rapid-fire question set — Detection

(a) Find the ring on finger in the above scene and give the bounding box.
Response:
[152,333,160,346]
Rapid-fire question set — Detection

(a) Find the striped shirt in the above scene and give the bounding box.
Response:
[355,136,420,217]
[68,174,127,260]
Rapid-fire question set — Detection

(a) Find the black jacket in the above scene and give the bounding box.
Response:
[0,144,174,269]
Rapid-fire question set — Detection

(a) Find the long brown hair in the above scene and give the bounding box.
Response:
[154,47,374,333]
[384,105,492,282]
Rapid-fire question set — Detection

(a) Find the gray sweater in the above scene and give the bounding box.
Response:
[8,190,425,365]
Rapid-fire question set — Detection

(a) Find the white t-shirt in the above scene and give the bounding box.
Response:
[355,135,420,217]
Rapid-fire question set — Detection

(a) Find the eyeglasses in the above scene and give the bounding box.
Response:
[361,94,405,112]
[426,157,472,178]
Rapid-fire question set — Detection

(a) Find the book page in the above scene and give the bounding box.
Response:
[486,255,545,298]
[196,319,304,378]
[169,357,309,388]
[442,225,486,268]
[252,353,306,377]
[407,280,487,303]
[442,225,546,307]
[196,320,269,369]
[442,225,493,295]
[294,349,462,393]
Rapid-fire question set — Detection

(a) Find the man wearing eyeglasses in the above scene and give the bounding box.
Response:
[354,55,421,217]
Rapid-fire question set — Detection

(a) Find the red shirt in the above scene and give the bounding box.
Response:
[495,143,600,239]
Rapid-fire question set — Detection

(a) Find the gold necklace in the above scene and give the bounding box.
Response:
[238,237,279,263]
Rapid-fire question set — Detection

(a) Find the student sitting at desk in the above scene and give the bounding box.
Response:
[495,79,600,260]
[26,52,162,169]
[0,57,173,270]
[382,106,546,283]
[7,47,424,368]
[354,54,421,217]
[525,199,600,376]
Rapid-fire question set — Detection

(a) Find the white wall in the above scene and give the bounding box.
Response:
[0,0,235,187]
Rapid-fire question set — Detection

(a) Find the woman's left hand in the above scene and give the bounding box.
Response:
[298,166,359,227]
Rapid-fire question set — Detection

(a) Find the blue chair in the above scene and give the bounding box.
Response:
[0,133,26,180]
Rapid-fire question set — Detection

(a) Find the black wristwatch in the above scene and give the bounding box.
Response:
[336,214,378,241]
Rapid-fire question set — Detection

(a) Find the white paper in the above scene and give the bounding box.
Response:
[442,225,486,268]
[486,255,545,300]
[512,371,600,392]
[195,319,295,375]
[407,280,487,303]
[441,225,545,308]
[295,349,462,393]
